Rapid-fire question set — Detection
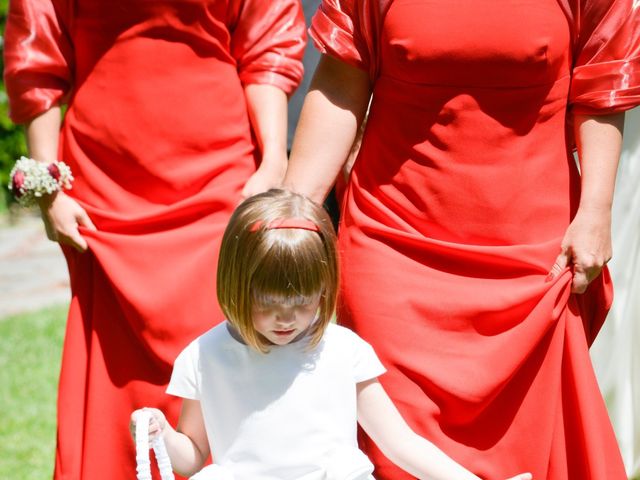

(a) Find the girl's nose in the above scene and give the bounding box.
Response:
[276,309,295,323]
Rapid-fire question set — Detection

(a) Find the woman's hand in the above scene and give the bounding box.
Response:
[130,408,167,443]
[548,206,612,293]
[39,191,96,252]
[549,112,624,293]
[240,151,287,200]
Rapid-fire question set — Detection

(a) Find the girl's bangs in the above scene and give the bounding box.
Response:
[250,231,327,306]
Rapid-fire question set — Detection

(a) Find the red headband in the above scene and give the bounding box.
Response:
[250,218,320,232]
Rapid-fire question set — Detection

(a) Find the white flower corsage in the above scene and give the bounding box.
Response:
[8,156,74,207]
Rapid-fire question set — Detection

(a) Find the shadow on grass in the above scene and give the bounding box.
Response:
[0,305,67,480]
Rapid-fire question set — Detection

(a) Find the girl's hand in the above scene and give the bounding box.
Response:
[240,153,287,200]
[130,408,167,443]
[548,206,612,293]
[505,474,532,480]
[39,191,96,252]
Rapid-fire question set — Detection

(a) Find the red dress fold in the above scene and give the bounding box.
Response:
[312,0,639,479]
[3,1,304,478]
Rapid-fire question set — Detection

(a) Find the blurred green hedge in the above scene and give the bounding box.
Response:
[0,0,29,211]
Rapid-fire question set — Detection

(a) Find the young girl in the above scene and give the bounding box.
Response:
[131,189,532,480]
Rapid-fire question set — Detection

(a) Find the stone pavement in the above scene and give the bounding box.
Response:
[0,212,70,318]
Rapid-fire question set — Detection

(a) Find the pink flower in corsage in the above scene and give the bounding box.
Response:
[47,163,61,181]
[11,170,25,197]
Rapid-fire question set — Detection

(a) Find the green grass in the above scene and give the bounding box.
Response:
[0,305,67,479]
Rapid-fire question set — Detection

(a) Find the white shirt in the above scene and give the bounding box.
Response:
[167,323,386,480]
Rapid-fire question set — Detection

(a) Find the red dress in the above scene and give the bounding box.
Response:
[4,1,304,478]
[312,0,639,479]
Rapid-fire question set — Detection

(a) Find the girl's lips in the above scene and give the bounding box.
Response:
[274,329,295,336]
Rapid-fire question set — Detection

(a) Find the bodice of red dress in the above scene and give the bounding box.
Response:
[366,0,573,245]
[68,2,253,212]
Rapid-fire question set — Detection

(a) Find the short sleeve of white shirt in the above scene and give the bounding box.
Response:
[167,341,200,400]
[340,327,386,383]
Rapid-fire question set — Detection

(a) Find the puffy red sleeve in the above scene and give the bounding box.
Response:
[309,0,390,79]
[309,0,369,71]
[568,0,640,114]
[227,0,306,96]
[3,0,74,124]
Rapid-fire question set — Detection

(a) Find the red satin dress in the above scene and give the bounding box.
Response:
[312,0,639,479]
[3,1,304,478]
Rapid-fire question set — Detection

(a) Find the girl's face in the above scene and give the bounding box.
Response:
[251,293,322,346]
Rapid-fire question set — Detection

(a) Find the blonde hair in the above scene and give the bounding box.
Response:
[217,189,339,352]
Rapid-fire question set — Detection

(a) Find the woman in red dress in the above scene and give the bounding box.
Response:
[3,1,304,478]
[285,0,639,478]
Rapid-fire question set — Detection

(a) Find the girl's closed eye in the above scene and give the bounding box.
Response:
[253,292,322,308]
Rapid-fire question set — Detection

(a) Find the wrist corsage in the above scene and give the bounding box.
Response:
[9,156,74,207]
